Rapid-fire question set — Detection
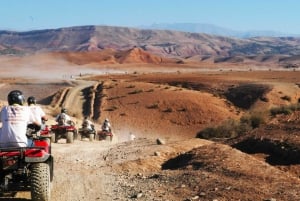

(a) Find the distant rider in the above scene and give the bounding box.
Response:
[82,116,95,132]
[55,108,72,126]
[101,118,111,132]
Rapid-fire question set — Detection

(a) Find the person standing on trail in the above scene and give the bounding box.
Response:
[0,90,38,147]
[27,96,48,132]
[55,108,72,126]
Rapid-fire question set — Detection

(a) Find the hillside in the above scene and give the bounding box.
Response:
[1,26,300,68]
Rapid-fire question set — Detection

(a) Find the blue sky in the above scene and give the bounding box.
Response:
[1,0,300,34]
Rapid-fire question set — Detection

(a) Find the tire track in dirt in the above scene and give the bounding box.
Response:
[81,85,94,118]
[50,87,70,109]
[61,80,96,119]
[92,82,104,121]
[79,81,104,122]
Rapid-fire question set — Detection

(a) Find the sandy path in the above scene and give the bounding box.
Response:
[50,140,116,201]
[62,80,96,120]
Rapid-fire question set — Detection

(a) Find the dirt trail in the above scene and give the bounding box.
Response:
[50,140,116,201]
[61,80,96,120]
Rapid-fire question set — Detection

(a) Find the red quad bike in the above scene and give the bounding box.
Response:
[97,130,113,141]
[0,131,54,201]
[50,121,78,143]
[78,125,96,141]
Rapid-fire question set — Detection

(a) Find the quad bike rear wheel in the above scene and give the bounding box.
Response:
[66,131,74,143]
[51,133,56,143]
[89,134,95,141]
[31,163,51,201]
[105,135,113,141]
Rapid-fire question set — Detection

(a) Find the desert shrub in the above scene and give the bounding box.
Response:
[146,89,154,92]
[163,108,173,113]
[197,113,266,140]
[270,106,293,116]
[196,118,241,139]
[196,127,219,139]
[260,96,269,102]
[104,85,114,89]
[177,108,187,112]
[289,103,300,111]
[128,89,143,94]
[281,95,291,101]
[240,112,265,129]
[106,106,118,111]
[224,84,271,109]
[107,96,122,100]
[147,103,159,109]
[126,85,135,88]
[270,103,300,116]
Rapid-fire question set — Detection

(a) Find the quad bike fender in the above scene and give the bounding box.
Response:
[25,140,51,162]
[33,140,50,152]
[51,124,76,131]
[25,149,51,163]
[98,130,113,136]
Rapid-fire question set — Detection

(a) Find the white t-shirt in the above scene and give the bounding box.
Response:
[55,113,71,125]
[28,105,46,125]
[0,105,34,147]
[83,119,93,130]
[102,122,111,132]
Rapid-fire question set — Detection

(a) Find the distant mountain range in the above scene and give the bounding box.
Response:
[140,23,299,38]
[0,25,300,68]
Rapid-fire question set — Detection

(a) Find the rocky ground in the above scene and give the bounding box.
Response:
[0,66,300,200]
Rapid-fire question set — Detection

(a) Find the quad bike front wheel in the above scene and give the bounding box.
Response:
[31,163,51,201]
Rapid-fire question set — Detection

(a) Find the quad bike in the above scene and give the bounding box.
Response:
[97,130,113,141]
[0,128,54,201]
[78,125,96,141]
[50,121,78,143]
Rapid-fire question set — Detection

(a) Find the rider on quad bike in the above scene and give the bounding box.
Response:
[0,90,53,201]
[98,118,113,141]
[55,108,72,126]
[0,90,39,147]
[78,116,96,141]
[27,96,48,134]
[51,108,77,143]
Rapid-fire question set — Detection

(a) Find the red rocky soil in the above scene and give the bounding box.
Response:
[0,59,300,200]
